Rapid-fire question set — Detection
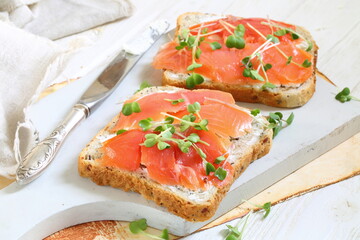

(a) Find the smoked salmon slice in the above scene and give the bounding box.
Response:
[153,17,313,86]
[114,89,235,131]
[99,89,252,190]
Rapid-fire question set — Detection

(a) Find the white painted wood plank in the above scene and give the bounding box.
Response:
[184,176,360,240]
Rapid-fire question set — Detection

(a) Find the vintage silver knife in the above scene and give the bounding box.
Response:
[16,21,169,185]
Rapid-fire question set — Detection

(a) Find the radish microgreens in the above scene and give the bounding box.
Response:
[241,38,279,88]
[267,111,295,138]
[186,73,204,89]
[302,59,312,68]
[122,102,141,116]
[164,98,185,105]
[138,101,227,181]
[261,21,313,52]
[116,129,127,135]
[335,87,360,103]
[224,23,246,49]
[224,201,272,239]
[248,22,312,68]
[129,218,169,240]
[135,81,152,93]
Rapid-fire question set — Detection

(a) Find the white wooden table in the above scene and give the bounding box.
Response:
[3,0,360,239]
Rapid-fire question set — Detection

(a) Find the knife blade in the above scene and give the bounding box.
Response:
[16,22,169,185]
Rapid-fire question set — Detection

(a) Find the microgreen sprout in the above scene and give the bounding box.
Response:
[135,81,152,93]
[261,82,276,90]
[116,129,127,135]
[286,56,293,65]
[186,73,204,89]
[266,34,279,43]
[335,87,360,103]
[225,24,246,49]
[176,26,206,89]
[250,109,260,116]
[302,59,312,68]
[261,21,313,52]
[241,38,278,83]
[139,118,153,131]
[247,23,305,67]
[164,98,185,105]
[122,102,141,116]
[215,155,226,164]
[210,41,222,50]
[205,162,216,175]
[215,167,227,180]
[267,111,295,138]
[224,211,252,240]
[129,218,169,240]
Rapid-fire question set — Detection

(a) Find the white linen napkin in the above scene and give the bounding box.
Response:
[0,21,61,178]
[0,0,134,179]
[1,0,133,40]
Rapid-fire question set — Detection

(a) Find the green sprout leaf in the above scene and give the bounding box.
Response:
[214,155,225,164]
[157,141,171,150]
[261,202,272,218]
[187,62,203,71]
[267,112,294,139]
[160,229,169,240]
[286,112,295,125]
[261,82,276,90]
[266,34,279,43]
[264,63,272,71]
[249,70,265,81]
[187,102,201,113]
[226,35,245,49]
[306,41,313,52]
[243,68,251,78]
[335,87,360,103]
[215,167,227,180]
[210,41,222,50]
[187,133,200,143]
[165,98,185,105]
[135,81,152,93]
[274,28,288,36]
[129,219,148,234]
[241,56,252,68]
[286,56,293,65]
[205,162,215,175]
[116,129,127,135]
[234,24,245,37]
[139,118,153,131]
[122,102,141,116]
[250,108,260,116]
[186,73,204,89]
[291,33,299,40]
[302,59,312,68]
[226,225,241,237]
[195,48,202,59]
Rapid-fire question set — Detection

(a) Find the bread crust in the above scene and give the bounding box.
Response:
[161,13,318,108]
[78,87,272,222]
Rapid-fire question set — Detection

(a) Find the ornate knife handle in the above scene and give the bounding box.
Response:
[16,104,89,185]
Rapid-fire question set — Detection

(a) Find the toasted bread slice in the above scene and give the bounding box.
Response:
[160,13,318,108]
[78,86,272,221]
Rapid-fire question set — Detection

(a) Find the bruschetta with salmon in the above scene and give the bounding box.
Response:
[79,86,272,221]
[153,13,318,108]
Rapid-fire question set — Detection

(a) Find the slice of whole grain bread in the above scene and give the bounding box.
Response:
[161,13,318,108]
[78,86,272,221]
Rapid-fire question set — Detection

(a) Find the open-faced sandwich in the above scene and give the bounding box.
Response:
[153,13,318,108]
[79,86,272,221]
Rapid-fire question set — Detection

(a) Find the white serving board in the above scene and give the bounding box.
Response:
[1,29,360,240]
